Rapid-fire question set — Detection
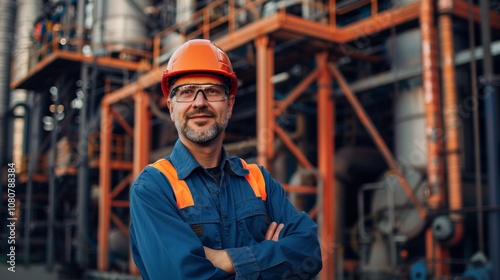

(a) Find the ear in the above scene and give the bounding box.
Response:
[227,95,235,119]
[167,98,175,122]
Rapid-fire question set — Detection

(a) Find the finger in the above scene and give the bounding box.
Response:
[265,222,277,240]
[272,223,285,241]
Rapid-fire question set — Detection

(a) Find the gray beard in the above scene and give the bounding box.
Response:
[175,115,228,144]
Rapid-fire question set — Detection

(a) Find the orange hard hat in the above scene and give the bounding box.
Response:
[161,39,238,98]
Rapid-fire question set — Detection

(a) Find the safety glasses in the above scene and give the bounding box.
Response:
[170,84,229,103]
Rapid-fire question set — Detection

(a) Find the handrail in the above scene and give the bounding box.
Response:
[88,132,133,164]
[17,0,416,83]
[19,154,48,178]
[18,24,153,81]
[152,0,331,69]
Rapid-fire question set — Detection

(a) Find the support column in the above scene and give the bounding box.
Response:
[479,0,500,277]
[130,91,151,274]
[77,63,89,268]
[47,86,59,272]
[316,52,336,280]
[98,102,112,271]
[255,36,274,170]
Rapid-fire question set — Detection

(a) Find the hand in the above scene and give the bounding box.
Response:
[203,246,235,274]
[265,221,284,241]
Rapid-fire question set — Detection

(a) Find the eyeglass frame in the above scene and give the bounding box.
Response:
[169,83,230,103]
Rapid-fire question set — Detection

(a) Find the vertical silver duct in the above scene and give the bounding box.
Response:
[76,0,89,269]
[0,0,17,197]
[14,0,41,267]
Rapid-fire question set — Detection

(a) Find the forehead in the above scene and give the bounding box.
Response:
[172,74,223,87]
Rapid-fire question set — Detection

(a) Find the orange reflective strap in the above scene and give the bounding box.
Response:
[150,158,266,209]
[241,159,267,201]
[149,159,195,209]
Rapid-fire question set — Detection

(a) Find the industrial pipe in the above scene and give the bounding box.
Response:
[438,12,464,245]
[421,0,449,276]
[421,0,445,210]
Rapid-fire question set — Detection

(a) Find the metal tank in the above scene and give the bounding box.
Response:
[387,28,426,171]
[394,86,427,171]
[357,28,427,279]
[92,0,152,55]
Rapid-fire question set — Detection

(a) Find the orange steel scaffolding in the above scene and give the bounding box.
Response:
[93,0,500,278]
[98,103,139,271]
[316,52,335,280]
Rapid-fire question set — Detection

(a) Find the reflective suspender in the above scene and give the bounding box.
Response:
[149,158,266,209]
[240,159,267,201]
[149,159,194,209]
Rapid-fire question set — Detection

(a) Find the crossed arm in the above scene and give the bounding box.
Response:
[131,167,322,279]
[203,222,285,274]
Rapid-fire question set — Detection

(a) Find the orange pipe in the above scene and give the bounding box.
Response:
[425,228,450,276]
[439,13,464,245]
[421,0,449,276]
[317,52,336,280]
[421,0,446,210]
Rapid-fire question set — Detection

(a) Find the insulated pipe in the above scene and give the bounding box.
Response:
[421,0,445,210]
[421,0,449,276]
[438,12,464,245]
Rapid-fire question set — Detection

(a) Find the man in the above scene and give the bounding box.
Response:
[130,39,322,280]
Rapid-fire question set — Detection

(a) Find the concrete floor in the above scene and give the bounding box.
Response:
[0,264,143,280]
[0,264,59,280]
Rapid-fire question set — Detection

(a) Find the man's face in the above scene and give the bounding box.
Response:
[167,74,235,145]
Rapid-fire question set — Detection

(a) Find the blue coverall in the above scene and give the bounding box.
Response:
[130,140,323,279]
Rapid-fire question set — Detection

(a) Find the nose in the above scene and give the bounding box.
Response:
[192,89,208,108]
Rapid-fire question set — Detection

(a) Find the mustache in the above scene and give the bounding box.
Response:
[186,109,216,118]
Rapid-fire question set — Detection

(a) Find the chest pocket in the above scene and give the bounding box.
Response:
[149,158,268,241]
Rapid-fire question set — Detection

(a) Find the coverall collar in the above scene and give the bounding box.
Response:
[169,139,249,180]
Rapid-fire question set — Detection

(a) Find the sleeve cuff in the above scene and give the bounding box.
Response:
[225,247,259,280]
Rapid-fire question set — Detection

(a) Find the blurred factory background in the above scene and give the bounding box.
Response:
[0,0,499,279]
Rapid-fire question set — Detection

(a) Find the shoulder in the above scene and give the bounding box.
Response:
[130,164,175,197]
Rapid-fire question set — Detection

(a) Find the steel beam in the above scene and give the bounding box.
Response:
[316,52,336,280]
[130,91,151,274]
[329,63,426,219]
[98,103,112,271]
[255,36,273,169]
